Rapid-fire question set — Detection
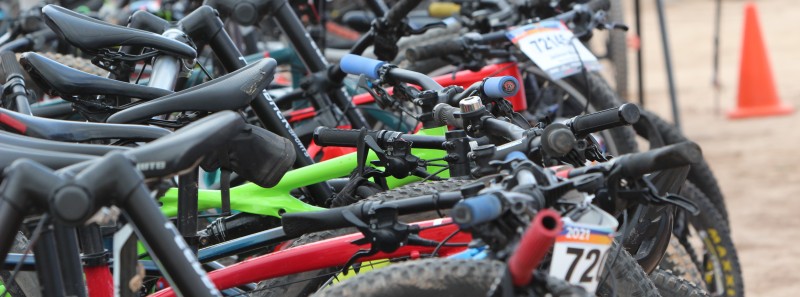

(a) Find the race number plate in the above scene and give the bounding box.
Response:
[506,20,601,80]
[549,204,617,293]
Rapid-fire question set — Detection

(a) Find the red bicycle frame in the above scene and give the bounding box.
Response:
[150,219,470,297]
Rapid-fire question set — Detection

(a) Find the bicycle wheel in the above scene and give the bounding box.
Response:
[253,179,471,297]
[0,232,39,297]
[671,182,744,297]
[310,258,589,297]
[659,236,705,289]
[596,241,660,297]
[650,269,710,297]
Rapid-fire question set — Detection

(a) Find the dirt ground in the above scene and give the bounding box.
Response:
[614,0,800,295]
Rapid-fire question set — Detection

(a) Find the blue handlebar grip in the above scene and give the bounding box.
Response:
[505,151,528,162]
[453,194,503,229]
[482,76,520,98]
[340,54,386,79]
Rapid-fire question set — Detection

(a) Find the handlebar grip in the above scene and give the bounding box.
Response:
[568,103,640,136]
[432,103,462,128]
[384,0,424,27]
[0,52,25,82]
[616,142,703,178]
[405,38,462,62]
[281,207,357,238]
[428,2,461,18]
[508,209,562,286]
[583,0,611,13]
[482,76,519,98]
[452,194,503,229]
[505,151,528,162]
[340,54,386,79]
[313,127,379,147]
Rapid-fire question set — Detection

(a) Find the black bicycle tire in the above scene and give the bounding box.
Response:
[596,241,661,297]
[674,182,743,297]
[650,269,710,297]
[640,110,729,225]
[310,258,590,297]
[253,179,472,297]
[0,232,39,297]
[659,236,705,289]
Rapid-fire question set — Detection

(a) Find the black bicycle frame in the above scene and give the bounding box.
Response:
[0,154,221,297]
[124,7,335,205]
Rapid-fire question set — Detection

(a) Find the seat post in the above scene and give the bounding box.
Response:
[146,28,187,91]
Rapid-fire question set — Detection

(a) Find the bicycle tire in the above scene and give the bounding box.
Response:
[650,269,710,297]
[659,236,705,289]
[596,241,660,297]
[30,52,108,76]
[674,182,743,297]
[640,110,729,225]
[310,258,590,297]
[0,232,39,297]
[253,179,471,297]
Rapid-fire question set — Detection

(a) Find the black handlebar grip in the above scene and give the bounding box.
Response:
[432,103,463,128]
[384,0,424,27]
[0,52,25,82]
[584,0,611,13]
[313,127,379,147]
[281,206,358,238]
[568,103,640,136]
[616,142,702,178]
[406,38,463,63]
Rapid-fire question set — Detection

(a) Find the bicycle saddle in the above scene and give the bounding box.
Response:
[0,130,126,156]
[124,111,245,179]
[41,4,196,59]
[19,52,173,100]
[0,108,170,142]
[0,143,94,171]
[106,58,277,124]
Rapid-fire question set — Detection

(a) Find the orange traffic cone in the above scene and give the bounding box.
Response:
[728,2,793,119]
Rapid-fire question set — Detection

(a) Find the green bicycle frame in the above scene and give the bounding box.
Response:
[159,126,449,218]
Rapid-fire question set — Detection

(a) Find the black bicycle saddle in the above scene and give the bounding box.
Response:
[0,130,127,156]
[41,4,196,59]
[0,143,94,171]
[106,58,277,124]
[125,111,245,178]
[20,52,173,100]
[0,108,170,142]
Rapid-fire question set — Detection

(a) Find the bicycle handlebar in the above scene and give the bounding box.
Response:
[281,191,464,238]
[565,103,640,136]
[405,31,509,62]
[313,127,447,149]
[614,142,702,178]
[384,0,425,28]
[0,51,32,115]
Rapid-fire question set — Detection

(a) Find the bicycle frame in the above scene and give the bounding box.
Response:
[150,219,470,296]
[158,126,449,217]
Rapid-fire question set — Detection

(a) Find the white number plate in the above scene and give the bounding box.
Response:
[549,217,615,293]
[506,20,601,80]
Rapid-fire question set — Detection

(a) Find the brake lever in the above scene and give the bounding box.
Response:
[641,178,699,215]
[406,20,447,35]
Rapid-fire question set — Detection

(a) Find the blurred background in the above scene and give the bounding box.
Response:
[617,0,800,295]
